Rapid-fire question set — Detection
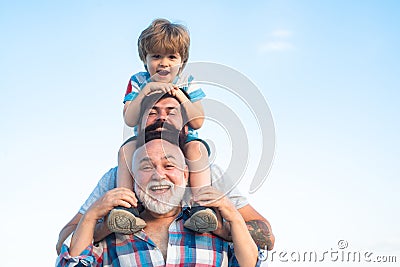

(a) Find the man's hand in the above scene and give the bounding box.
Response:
[68,188,138,257]
[193,186,242,223]
[86,188,138,221]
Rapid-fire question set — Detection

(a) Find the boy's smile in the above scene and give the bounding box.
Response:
[146,52,182,83]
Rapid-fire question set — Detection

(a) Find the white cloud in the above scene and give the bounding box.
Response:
[258,41,295,53]
[258,29,295,53]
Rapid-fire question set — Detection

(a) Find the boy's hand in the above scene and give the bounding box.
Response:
[143,82,179,96]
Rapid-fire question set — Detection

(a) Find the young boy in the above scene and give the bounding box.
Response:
[107,18,217,234]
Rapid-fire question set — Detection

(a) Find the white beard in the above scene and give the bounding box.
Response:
[136,180,186,214]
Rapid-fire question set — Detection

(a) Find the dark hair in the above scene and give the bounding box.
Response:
[138,89,190,128]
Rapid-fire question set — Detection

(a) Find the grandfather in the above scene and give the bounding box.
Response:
[57,130,260,266]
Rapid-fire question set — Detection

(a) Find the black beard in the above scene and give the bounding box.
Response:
[136,120,187,151]
[144,120,180,132]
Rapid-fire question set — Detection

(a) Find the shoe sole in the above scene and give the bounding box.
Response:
[184,208,218,233]
[107,209,146,234]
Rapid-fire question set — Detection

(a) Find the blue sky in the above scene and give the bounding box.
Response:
[1,1,399,266]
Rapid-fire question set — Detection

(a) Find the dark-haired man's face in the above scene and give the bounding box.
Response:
[140,97,184,133]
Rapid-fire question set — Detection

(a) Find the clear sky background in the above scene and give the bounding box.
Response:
[1,1,399,266]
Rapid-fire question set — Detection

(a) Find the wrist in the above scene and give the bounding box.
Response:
[224,209,243,224]
[94,220,111,243]
[175,89,190,104]
[83,211,101,224]
[141,83,152,96]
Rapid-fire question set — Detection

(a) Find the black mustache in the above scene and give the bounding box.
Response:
[138,120,186,150]
[144,120,179,132]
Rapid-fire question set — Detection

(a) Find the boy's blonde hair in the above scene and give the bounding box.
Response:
[138,18,190,71]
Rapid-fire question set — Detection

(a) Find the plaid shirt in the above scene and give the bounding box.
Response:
[56,210,260,267]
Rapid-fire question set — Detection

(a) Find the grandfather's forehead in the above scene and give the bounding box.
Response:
[134,139,185,162]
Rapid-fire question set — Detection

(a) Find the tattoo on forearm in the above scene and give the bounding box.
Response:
[246,220,273,249]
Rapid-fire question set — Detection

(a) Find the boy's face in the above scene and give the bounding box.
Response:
[145,52,182,83]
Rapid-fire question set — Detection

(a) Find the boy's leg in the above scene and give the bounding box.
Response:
[183,140,218,233]
[184,140,211,189]
[107,138,146,234]
[116,139,136,188]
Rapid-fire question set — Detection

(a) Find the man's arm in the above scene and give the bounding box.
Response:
[238,204,275,250]
[210,163,275,250]
[56,213,82,254]
[56,213,113,255]
[56,167,118,254]
[196,186,259,267]
[68,188,136,256]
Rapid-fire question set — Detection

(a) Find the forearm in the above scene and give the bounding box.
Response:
[123,96,144,127]
[125,81,179,126]
[124,83,157,127]
[69,213,97,257]
[175,90,204,129]
[56,213,82,254]
[238,204,275,250]
[230,215,259,267]
[93,220,112,243]
[246,220,275,250]
[195,186,258,265]
[182,102,204,129]
[57,225,77,255]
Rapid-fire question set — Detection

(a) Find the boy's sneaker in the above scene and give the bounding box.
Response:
[107,206,146,234]
[184,206,218,233]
